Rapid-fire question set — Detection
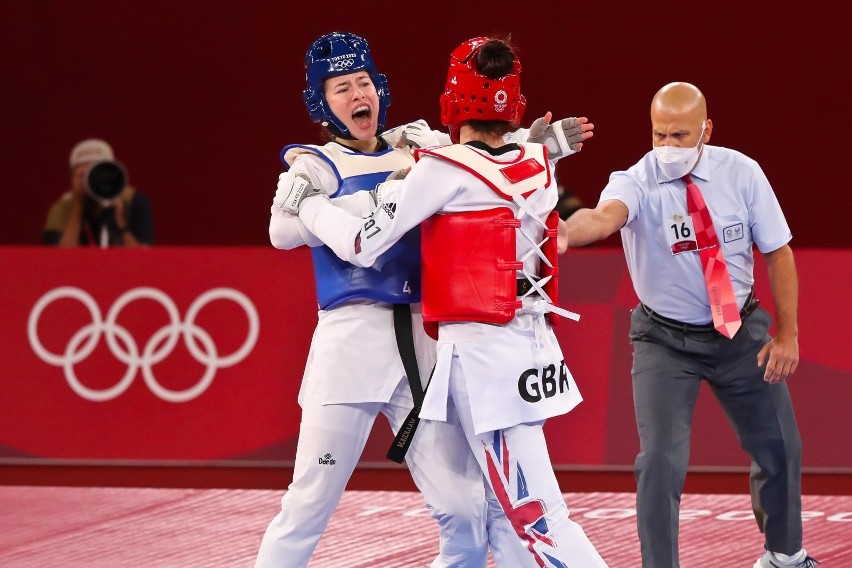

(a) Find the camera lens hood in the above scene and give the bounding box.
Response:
[85,160,127,204]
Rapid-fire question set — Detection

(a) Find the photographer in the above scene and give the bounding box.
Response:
[43,139,154,247]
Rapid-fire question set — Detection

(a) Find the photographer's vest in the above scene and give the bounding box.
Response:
[282,143,421,309]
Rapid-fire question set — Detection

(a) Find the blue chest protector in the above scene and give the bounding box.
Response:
[282,143,421,309]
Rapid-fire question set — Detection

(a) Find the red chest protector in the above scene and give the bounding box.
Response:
[416,143,560,339]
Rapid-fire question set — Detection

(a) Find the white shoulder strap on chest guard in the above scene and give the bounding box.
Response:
[416,143,550,199]
[282,144,413,179]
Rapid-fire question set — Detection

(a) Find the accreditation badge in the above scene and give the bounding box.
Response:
[667,212,699,255]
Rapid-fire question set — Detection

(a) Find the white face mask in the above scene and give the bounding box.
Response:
[654,121,706,179]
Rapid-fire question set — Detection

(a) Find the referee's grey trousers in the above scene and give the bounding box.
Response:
[629,304,803,568]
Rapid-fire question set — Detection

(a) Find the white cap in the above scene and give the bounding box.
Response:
[69,139,114,168]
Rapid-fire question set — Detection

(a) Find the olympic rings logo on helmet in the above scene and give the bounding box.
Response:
[27,286,259,403]
[301,31,391,139]
[494,90,508,112]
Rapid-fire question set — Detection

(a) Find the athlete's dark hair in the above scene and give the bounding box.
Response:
[467,37,518,139]
[475,38,516,79]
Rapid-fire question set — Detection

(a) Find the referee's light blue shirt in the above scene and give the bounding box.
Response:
[600,144,791,324]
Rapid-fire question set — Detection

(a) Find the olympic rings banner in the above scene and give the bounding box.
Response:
[1,246,314,463]
[1,246,850,469]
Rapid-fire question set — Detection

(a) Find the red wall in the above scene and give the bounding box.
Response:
[2,1,848,247]
[3,246,850,473]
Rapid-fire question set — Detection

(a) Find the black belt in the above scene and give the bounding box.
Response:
[517,278,541,296]
[641,291,760,334]
[386,304,426,464]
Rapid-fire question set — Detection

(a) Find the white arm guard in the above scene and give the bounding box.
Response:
[330,190,376,216]
[269,169,327,248]
[269,183,375,250]
[269,208,323,249]
[300,198,365,266]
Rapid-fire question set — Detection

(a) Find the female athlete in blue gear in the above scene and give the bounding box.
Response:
[275,35,607,568]
[256,31,594,567]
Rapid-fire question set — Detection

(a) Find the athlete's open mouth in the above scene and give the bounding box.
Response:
[352,105,372,127]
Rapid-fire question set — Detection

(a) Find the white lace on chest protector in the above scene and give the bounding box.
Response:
[423,144,579,322]
[513,192,580,323]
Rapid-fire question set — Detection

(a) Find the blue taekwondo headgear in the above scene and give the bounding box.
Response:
[303,32,391,139]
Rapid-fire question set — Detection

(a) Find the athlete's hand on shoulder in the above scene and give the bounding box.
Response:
[528,111,594,158]
[272,170,326,214]
[386,167,410,182]
[396,119,441,149]
[370,167,410,206]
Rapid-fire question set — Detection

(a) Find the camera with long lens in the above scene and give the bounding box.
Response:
[84,160,127,206]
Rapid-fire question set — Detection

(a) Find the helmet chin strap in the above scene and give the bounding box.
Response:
[324,121,386,149]
[322,121,354,140]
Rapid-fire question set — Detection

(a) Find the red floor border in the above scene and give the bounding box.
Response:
[2,465,850,495]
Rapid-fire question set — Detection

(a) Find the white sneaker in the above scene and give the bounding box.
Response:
[753,549,820,567]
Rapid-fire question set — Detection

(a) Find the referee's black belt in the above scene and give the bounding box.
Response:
[641,291,760,333]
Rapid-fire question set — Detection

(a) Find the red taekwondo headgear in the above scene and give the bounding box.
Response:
[439,37,527,143]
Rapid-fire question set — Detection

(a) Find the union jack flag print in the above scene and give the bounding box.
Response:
[484,431,567,568]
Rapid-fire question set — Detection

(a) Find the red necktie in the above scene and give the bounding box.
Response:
[683,174,742,338]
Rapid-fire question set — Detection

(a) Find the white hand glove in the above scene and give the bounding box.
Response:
[272,171,325,214]
[527,116,590,159]
[397,119,440,149]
